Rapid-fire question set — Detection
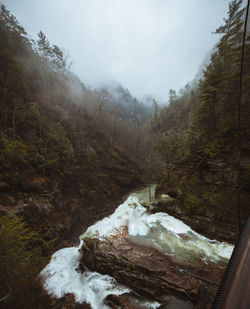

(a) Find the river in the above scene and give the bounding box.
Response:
[40,185,234,308]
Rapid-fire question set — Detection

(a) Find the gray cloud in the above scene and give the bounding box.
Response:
[3,0,232,101]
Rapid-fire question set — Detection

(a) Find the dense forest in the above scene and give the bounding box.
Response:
[153,0,250,230]
[0,3,156,306]
[0,0,249,308]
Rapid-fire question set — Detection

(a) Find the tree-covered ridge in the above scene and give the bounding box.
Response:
[0,3,154,181]
[154,0,249,154]
[154,0,250,228]
[0,0,249,306]
[193,0,249,152]
[0,4,149,305]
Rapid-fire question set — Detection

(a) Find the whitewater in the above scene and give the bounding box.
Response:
[40,187,234,309]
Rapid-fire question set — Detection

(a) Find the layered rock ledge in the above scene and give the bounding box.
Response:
[79,230,226,308]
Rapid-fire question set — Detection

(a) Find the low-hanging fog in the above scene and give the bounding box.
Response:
[3,0,232,102]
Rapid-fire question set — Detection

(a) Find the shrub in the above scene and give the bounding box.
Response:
[183,193,205,216]
[204,138,224,159]
[0,215,41,302]
[0,133,28,176]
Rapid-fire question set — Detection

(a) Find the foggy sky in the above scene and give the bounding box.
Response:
[3,0,233,101]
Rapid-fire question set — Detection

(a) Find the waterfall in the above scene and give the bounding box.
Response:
[40,186,234,308]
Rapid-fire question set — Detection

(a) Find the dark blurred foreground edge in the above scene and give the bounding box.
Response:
[212,216,250,309]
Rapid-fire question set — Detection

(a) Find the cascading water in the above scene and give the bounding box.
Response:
[40,246,131,309]
[40,185,234,308]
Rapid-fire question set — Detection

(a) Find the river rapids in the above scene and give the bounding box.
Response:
[40,186,234,309]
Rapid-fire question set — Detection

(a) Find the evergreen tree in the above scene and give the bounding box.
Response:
[193,0,247,151]
[36,31,51,59]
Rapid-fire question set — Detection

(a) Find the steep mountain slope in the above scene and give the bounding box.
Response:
[154,0,250,236]
[0,5,145,306]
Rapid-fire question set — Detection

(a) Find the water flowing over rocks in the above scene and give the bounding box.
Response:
[79,231,225,308]
[152,195,237,244]
[41,188,233,308]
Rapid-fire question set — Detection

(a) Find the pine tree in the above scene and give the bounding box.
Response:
[36,31,51,59]
[193,0,247,150]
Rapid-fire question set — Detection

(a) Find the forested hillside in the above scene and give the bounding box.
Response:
[153,0,250,233]
[0,4,153,306]
[0,0,250,308]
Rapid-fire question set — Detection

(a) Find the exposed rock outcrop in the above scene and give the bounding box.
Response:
[79,230,226,308]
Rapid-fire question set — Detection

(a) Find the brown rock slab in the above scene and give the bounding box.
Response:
[79,231,226,307]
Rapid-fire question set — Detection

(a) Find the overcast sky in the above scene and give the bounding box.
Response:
[3,0,234,101]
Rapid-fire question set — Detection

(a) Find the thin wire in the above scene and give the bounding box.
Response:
[237,0,250,234]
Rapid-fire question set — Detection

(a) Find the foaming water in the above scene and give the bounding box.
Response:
[40,244,160,308]
[81,193,233,264]
[132,224,232,264]
[40,246,131,309]
[82,194,150,239]
[41,187,234,308]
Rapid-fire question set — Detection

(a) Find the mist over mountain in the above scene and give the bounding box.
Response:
[0,1,249,308]
[2,0,232,102]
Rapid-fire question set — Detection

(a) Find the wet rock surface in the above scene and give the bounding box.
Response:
[79,230,226,308]
[105,293,149,309]
[105,293,193,309]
